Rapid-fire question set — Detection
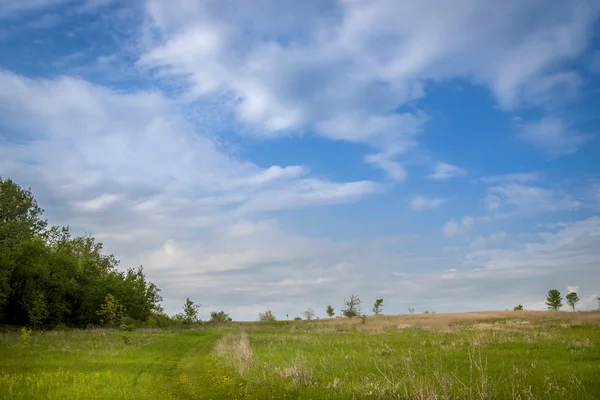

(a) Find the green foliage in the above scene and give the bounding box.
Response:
[97,294,126,327]
[182,298,200,324]
[598,296,600,310]
[372,298,383,315]
[513,304,524,311]
[293,317,302,321]
[303,308,315,320]
[566,292,580,310]
[408,308,415,314]
[342,294,361,318]
[325,305,334,317]
[545,289,563,311]
[209,310,230,323]
[258,309,276,321]
[0,177,163,328]
[15,327,32,368]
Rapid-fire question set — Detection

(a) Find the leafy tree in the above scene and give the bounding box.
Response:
[97,294,126,327]
[258,309,276,321]
[293,316,302,321]
[408,308,415,314]
[182,298,200,323]
[372,298,383,315]
[597,296,600,310]
[325,305,335,317]
[513,304,524,311]
[545,289,563,311]
[0,177,47,320]
[566,292,580,311]
[342,294,361,318]
[209,310,230,323]
[303,308,315,320]
[0,178,164,328]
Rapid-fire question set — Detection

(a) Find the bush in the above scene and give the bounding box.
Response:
[258,309,276,321]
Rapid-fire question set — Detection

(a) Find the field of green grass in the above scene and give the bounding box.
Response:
[1,311,599,399]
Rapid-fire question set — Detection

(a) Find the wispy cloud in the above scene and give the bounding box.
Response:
[411,196,446,212]
[443,216,475,238]
[519,117,590,156]
[428,162,467,180]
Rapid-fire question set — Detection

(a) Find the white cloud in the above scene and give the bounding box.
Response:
[443,216,474,237]
[484,183,581,213]
[138,0,598,177]
[411,196,446,211]
[428,162,467,180]
[478,172,540,184]
[469,231,507,248]
[520,117,590,156]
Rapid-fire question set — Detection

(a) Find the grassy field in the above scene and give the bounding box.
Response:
[1,311,599,399]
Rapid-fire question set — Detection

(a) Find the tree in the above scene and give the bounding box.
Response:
[408,308,415,314]
[303,308,315,320]
[182,298,200,323]
[372,299,383,315]
[97,294,126,327]
[597,296,600,310]
[545,289,563,311]
[209,310,230,323]
[326,305,335,318]
[258,309,276,321]
[342,294,361,318]
[513,304,524,311]
[566,292,580,311]
[1,177,47,320]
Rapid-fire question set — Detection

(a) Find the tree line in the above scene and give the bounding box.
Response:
[0,177,163,328]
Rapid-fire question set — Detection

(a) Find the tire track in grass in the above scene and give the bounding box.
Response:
[167,328,230,399]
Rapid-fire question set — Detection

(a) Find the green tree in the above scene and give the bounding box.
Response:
[513,304,524,311]
[182,298,200,323]
[325,305,335,317]
[0,177,47,320]
[96,294,126,327]
[372,298,383,315]
[209,310,230,323]
[566,292,580,311]
[545,289,563,311]
[258,309,276,321]
[597,296,600,310]
[303,308,315,320]
[342,294,361,318]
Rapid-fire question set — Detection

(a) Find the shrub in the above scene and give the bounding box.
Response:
[258,309,276,321]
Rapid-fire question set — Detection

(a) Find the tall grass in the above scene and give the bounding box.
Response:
[208,311,600,399]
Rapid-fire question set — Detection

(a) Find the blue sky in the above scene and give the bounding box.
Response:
[1,0,600,319]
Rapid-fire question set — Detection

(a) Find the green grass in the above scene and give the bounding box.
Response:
[0,327,227,399]
[1,312,599,399]
[208,312,600,399]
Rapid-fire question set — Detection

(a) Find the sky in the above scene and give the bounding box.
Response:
[1,0,600,320]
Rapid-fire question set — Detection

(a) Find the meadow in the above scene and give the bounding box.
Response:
[1,311,599,399]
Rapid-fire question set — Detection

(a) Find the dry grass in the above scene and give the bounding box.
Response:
[212,330,253,376]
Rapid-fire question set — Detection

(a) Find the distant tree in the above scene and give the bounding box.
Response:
[326,305,335,317]
[342,294,362,318]
[303,308,315,320]
[294,316,302,321]
[182,298,200,323]
[408,308,415,314]
[513,304,524,311]
[258,309,276,321]
[209,310,230,323]
[545,290,563,311]
[566,292,580,311]
[97,294,126,327]
[372,299,383,315]
[597,296,600,310]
